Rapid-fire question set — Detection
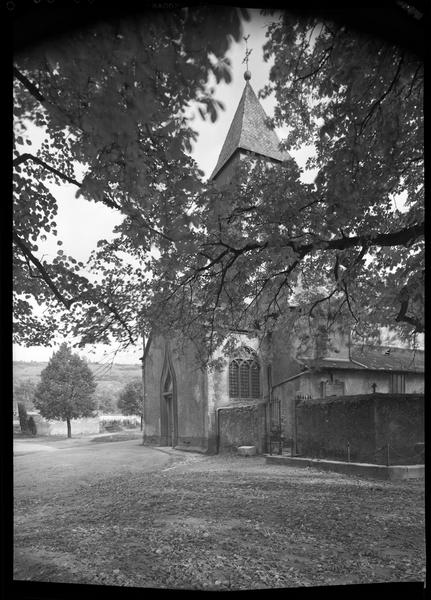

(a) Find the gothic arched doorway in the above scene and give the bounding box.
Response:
[160,350,178,447]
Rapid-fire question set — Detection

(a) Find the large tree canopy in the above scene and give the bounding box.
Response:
[13,6,424,362]
[13,6,246,347]
[261,10,424,333]
[135,10,424,359]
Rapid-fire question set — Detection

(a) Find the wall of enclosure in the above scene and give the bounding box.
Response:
[295,393,424,465]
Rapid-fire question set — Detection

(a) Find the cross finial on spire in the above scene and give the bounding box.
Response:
[242,34,252,80]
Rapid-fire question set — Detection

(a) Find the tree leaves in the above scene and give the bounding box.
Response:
[34,343,97,423]
[13,7,245,349]
[13,9,423,359]
[117,379,143,416]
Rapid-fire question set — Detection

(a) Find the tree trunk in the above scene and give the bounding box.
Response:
[140,414,143,431]
[66,417,72,438]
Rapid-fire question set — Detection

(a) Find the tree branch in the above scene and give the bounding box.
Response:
[175,222,423,330]
[395,298,424,333]
[295,221,424,255]
[201,221,423,268]
[14,153,121,211]
[13,66,46,104]
[14,153,82,187]
[342,281,359,323]
[405,62,423,99]
[124,208,175,244]
[13,232,74,310]
[14,66,82,133]
[293,46,333,84]
[14,232,137,343]
[358,53,404,135]
[309,288,338,317]
[23,252,43,280]
[14,69,172,241]
[99,301,136,345]
[14,153,176,244]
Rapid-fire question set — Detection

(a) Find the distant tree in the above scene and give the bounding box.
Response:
[94,390,118,415]
[117,379,144,430]
[14,379,37,410]
[34,343,97,437]
[17,402,29,433]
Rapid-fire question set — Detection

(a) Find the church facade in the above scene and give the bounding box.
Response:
[142,331,268,454]
[142,325,424,454]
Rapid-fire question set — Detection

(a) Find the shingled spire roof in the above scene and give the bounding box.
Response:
[209,78,290,181]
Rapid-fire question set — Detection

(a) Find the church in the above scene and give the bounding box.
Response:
[141,71,424,457]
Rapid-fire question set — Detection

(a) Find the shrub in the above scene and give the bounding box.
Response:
[18,402,29,433]
[98,415,141,433]
[103,422,123,433]
[27,416,37,435]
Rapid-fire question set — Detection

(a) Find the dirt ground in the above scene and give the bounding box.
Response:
[13,437,426,590]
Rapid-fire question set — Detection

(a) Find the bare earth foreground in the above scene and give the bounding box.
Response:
[13,436,425,590]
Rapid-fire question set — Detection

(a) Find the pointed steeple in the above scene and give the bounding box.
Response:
[210,73,290,181]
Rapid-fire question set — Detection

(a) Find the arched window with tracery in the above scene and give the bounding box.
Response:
[229,346,261,399]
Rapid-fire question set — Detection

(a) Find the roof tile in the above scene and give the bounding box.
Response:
[299,346,424,373]
[351,345,424,373]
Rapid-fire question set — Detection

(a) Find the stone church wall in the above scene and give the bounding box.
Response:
[143,335,209,451]
[170,342,208,451]
[142,335,165,443]
[26,413,100,436]
[217,401,266,454]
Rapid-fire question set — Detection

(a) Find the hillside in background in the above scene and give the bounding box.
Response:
[13,361,142,412]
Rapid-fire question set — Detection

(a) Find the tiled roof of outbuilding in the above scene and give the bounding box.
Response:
[351,345,424,373]
[299,345,424,374]
[298,359,365,371]
[210,81,290,180]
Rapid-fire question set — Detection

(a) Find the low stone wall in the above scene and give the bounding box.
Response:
[218,402,266,454]
[27,413,101,436]
[374,395,424,463]
[296,393,424,465]
[99,414,141,432]
[266,455,425,481]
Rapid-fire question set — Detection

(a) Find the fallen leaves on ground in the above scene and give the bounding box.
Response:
[14,452,425,590]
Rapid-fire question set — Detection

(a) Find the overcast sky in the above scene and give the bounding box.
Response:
[15,9,303,365]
